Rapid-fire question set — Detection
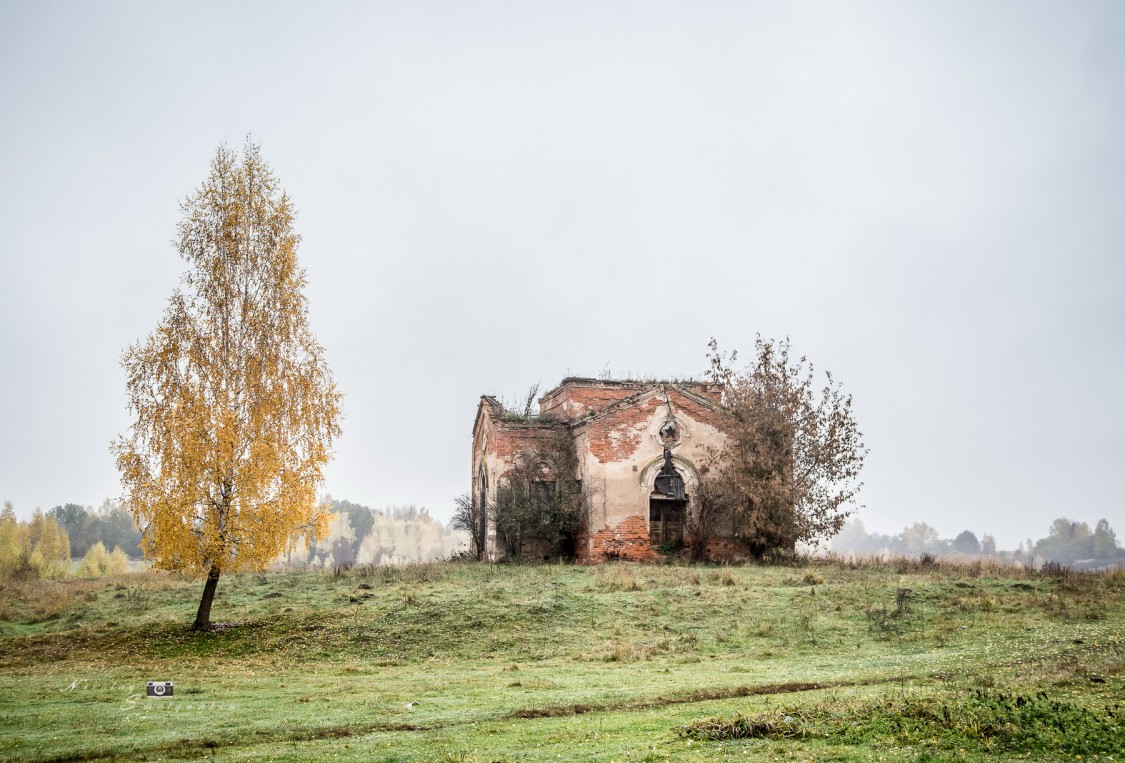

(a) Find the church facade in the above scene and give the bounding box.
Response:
[471,377,742,562]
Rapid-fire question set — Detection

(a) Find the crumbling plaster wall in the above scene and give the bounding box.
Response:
[473,384,731,563]
[575,388,728,562]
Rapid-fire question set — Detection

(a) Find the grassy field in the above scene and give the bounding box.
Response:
[0,559,1121,762]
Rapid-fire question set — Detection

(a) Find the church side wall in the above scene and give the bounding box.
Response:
[472,411,568,560]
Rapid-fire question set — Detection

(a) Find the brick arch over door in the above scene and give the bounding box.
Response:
[638,454,700,495]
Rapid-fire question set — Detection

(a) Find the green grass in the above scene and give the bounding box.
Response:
[0,559,1121,762]
[679,690,1122,755]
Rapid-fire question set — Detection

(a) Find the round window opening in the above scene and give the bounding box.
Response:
[658,420,681,447]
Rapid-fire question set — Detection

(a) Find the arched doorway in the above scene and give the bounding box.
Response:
[648,447,687,546]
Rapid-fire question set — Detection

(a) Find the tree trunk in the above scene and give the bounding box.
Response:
[193,565,221,630]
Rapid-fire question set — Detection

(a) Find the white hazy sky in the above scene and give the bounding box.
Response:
[1,1,1123,550]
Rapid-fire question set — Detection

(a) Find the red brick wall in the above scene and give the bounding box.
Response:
[487,425,560,461]
[578,518,751,564]
[473,407,566,507]
[585,396,661,462]
[580,515,660,563]
[694,384,724,406]
[540,380,726,424]
[666,389,729,433]
[540,385,639,420]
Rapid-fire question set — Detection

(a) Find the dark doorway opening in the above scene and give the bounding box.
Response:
[649,498,686,546]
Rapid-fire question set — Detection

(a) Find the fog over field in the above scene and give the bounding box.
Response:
[1,1,1123,549]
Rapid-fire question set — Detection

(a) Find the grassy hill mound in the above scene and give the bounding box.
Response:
[0,559,1121,762]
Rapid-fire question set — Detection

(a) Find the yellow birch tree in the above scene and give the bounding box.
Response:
[0,502,31,580]
[30,515,71,579]
[114,141,341,630]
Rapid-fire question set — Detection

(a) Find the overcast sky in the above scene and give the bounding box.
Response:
[1,1,1122,549]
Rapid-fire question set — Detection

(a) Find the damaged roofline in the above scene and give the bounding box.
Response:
[538,376,711,403]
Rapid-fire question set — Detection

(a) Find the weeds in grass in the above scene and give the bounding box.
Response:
[827,552,1040,580]
[893,587,912,613]
[681,709,803,740]
[348,561,447,585]
[866,604,904,639]
[598,631,698,662]
[1040,560,1070,579]
[0,579,88,622]
[796,608,814,635]
[0,574,178,624]
[124,586,151,613]
[604,640,646,662]
[679,689,1123,755]
[1042,573,1114,621]
[596,568,641,592]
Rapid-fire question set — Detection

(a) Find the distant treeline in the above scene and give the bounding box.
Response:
[3,496,468,577]
[7,495,1117,574]
[45,501,143,559]
[0,501,134,580]
[831,517,1122,568]
[275,497,468,569]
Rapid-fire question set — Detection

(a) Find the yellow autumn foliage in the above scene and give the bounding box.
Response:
[31,516,71,580]
[0,504,31,580]
[113,141,341,582]
[77,542,129,578]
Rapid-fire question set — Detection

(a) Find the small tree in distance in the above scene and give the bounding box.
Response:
[30,515,71,580]
[952,530,981,555]
[1093,519,1118,559]
[114,141,341,630]
[702,337,867,557]
[451,494,484,558]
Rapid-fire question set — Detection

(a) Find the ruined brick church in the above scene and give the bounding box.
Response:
[471,378,741,562]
